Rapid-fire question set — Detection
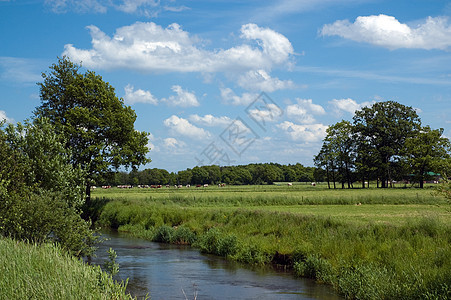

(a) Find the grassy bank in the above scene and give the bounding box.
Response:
[0,237,134,300]
[93,185,450,299]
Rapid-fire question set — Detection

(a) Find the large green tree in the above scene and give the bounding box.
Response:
[404,126,451,188]
[35,57,150,202]
[353,101,421,188]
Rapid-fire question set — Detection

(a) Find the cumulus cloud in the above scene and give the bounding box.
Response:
[124,84,158,105]
[163,115,211,140]
[237,69,295,92]
[163,137,186,148]
[189,114,232,127]
[0,110,13,123]
[321,14,451,50]
[329,98,374,115]
[277,121,328,142]
[63,22,294,74]
[220,88,258,106]
[248,103,283,124]
[286,98,325,124]
[161,85,199,107]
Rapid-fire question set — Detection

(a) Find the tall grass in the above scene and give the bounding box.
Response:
[0,237,134,300]
[93,186,451,299]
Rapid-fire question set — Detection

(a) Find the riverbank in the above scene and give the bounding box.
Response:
[0,237,134,299]
[93,185,451,299]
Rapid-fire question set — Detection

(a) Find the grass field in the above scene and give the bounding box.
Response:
[92,184,451,299]
[0,237,134,300]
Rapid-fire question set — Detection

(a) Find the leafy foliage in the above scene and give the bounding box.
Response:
[35,56,150,199]
[0,119,96,256]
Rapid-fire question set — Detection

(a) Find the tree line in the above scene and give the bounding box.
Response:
[314,101,451,189]
[96,163,317,186]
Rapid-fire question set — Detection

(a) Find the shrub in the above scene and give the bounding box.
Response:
[153,225,175,243]
[172,226,197,245]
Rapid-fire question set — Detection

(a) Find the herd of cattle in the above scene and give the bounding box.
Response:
[96,182,317,189]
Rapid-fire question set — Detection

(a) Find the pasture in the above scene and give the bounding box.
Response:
[92,184,450,299]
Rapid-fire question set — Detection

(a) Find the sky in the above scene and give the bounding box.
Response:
[1,0,451,172]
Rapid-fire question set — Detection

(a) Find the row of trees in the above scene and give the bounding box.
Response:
[97,163,317,186]
[314,101,450,189]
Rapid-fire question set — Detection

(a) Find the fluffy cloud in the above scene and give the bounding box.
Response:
[277,121,328,142]
[63,22,294,74]
[220,88,258,106]
[0,110,13,123]
[321,14,451,50]
[286,98,325,124]
[161,85,199,107]
[248,103,283,124]
[124,84,158,105]
[329,98,374,115]
[163,115,211,140]
[237,69,295,92]
[189,114,232,127]
[163,137,186,148]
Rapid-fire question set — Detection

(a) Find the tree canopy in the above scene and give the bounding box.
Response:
[316,101,450,188]
[35,57,150,201]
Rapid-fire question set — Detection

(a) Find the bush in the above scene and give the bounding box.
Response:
[172,226,197,245]
[153,225,175,243]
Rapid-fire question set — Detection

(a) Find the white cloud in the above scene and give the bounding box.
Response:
[277,121,328,142]
[45,0,107,13]
[329,98,374,115]
[189,114,232,127]
[237,69,295,92]
[286,98,326,124]
[0,57,43,84]
[163,115,211,140]
[321,14,451,50]
[45,0,183,16]
[0,110,13,123]
[220,88,258,106]
[248,103,283,123]
[124,84,158,105]
[63,22,294,74]
[116,0,158,13]
[163,137,186,148]
[161,85,199,107]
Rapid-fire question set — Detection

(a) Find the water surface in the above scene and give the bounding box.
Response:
[91,232,341,300]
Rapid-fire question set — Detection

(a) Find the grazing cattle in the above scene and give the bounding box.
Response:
[186,184,191,188]
[196,184,202,188]
[166,184,170,188]
[287,183,292,186]
[177,185,182,188]
[311,182,316,186]
[157,185,162,188]
[203,184,209,187]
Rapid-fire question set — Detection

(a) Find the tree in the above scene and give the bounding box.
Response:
[404,126,451,188]
[35,57,150,203]
[323,120,356,189]
[353,101,421,188]
[0,119,96,256]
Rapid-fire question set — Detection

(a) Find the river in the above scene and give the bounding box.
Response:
[90,231,342,300]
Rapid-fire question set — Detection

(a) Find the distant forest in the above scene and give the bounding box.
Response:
[96,163,318,186]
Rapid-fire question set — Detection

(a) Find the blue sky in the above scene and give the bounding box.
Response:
[1,0,450,172]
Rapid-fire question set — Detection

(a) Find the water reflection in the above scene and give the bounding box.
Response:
[90,231,341,300]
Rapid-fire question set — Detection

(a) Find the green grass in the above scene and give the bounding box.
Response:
[0,237,134,300]
[92,184,451,299]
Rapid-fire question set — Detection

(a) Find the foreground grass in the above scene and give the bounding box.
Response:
[93,185,451,299]
[0,237,134,300]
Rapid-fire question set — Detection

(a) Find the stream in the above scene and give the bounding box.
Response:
[89,231,342,300]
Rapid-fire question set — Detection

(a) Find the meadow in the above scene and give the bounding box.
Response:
[0,237,135,300]
[92,184,450,299]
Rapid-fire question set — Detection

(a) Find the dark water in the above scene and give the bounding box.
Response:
[90,232,342,300]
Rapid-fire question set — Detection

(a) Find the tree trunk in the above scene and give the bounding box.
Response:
[85,182,91,206]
